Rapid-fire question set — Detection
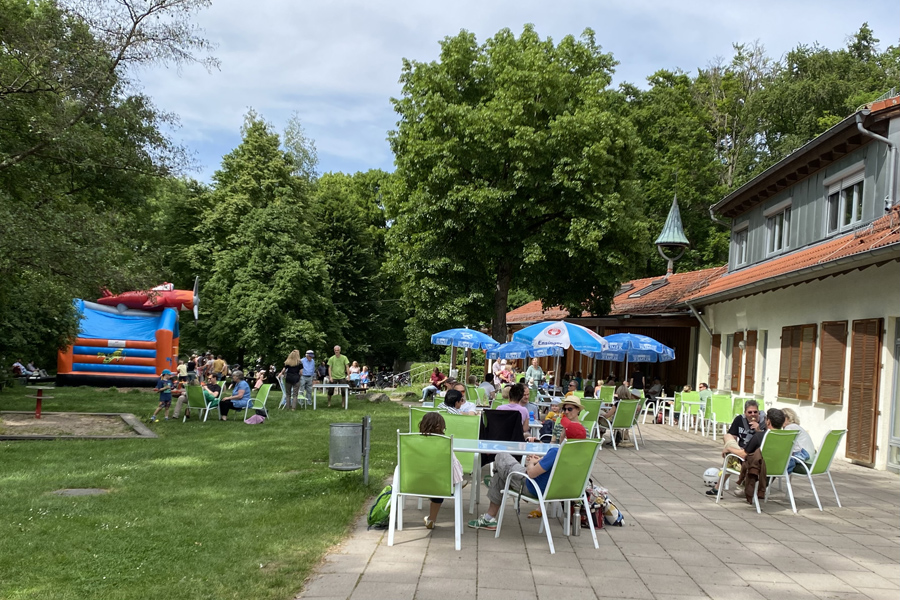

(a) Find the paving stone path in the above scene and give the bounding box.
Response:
[297,422,899,600]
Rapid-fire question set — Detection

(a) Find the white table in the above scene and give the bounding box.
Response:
[312,383,350,410]
[655,396,676,426]
[452,439,559,513]
[680,400,703,432]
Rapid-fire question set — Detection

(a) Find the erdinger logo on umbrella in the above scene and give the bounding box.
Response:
[547,328,562,337]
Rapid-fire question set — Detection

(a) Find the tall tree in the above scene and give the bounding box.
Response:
[387,26,649,347]
[192,113,342,364]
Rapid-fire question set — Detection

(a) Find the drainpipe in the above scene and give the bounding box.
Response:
[687,302,713,337]
[856,110,896,211]
[708,204,730,227]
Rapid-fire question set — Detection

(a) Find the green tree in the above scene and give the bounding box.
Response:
[192,113,342,365]
[387,26,649,348]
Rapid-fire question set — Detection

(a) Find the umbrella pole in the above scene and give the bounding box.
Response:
[624,358,630,387]
[450,346,457,379]
[554,356,560,393]
[465,348,471,382]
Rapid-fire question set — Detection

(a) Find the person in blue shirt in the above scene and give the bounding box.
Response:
[150,369,174,422]
[467,447,559,530]
[300,350,316,407]
[219,370,252,421]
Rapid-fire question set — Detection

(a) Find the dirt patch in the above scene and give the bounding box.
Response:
[0,412,153,439]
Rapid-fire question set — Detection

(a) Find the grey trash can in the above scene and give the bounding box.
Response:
[329,422,363,471]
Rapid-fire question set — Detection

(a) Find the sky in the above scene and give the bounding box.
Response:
[136,0,900,182]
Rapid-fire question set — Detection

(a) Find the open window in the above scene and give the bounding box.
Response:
[825,164,865,235]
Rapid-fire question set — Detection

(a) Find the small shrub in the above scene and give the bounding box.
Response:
[107,387,119,393]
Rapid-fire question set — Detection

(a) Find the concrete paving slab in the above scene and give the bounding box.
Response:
[295,423,899,600]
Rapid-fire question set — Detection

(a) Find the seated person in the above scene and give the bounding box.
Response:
[497,382,530,433]
[12,359,32,377]
[468,446,560,530]
[421,367,449,402]
[443,389,476,415]
[419,412,464,530]
[479,373,497,401]
[698,382,712,408]
[583,384,595,399]
[446,382,477,413]
[497,360,514,385]
[733,408,784,504]
[781,407,817,471]
[604,375,617,386]
[218,370,251,421]
[706,400,767,497]
[565,380,579,397]
[549,398,587,443]
[646,378,663,399]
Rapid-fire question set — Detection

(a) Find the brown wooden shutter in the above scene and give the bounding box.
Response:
[778,326,793,397]
[744,330,757,395]
[709,334,720,389]
[730,331,744,391]
[818,321,848,405]
[846,319,883,464]
[797,324,817,401]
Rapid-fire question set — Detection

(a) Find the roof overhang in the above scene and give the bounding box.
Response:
[712,106,899,219]
[683,243,900,307]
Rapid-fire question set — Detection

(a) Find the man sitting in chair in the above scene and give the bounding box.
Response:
[467,446,560,531]
[706,399,767,497]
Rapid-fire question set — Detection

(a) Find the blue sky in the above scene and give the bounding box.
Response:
[137,0,900,182]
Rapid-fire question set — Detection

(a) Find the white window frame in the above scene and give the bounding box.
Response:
[826,171,865,234]
[765,206,791,256]
[732,223,749,267]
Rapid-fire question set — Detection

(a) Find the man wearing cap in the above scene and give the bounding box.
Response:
[300,350,316,407]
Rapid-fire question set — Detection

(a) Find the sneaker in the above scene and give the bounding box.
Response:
[733,485,745,498]
[424,517,434,530]
[149,416,157,423]
[467,514,497,530]
[706,487,719,496]
[483,476,492,488]
[164,417,169,421]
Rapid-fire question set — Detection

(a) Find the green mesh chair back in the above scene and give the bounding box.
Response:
[542,439,603,501]
[672,392,683,413]
[732,397,744,420]
[251,383,272,407]
[490,398,504,410]
[756,398,765,412]
[711,395,733,421]
[516,373,526,383]
[474,386,489,406]
[579,410,590,423]
[442,414,480,473]
[598,386,615,402]
[580,399,603,421]
[397,433,453,497]
[760,430,799,475]
[464,385,479,402]
[573,391,584,398]
[611,400,640,429]
[409,407,442,432]
[811,430,845,475]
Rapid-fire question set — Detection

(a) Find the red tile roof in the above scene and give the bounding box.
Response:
[506,266,727,324]
[683,206,900,304]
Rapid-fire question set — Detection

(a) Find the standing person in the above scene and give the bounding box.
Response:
[219,370,251,421]
[176,359,188,382]
[279,350,303,410]
[212,355,226,379]
[629,368,645,393]
[360,366,370,390]
[327,345,350,408]
[150,369,174,422]
[316,359,328,383]
[349,360,361,387]
[187,355,198,385]
[300,350,316,406]
[491,360,503,386]
[525,358,544,389]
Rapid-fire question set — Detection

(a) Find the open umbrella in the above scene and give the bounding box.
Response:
[485,342,565,360]
[586,333,675,382]
[512,321,608,391]
[430,328,499,350]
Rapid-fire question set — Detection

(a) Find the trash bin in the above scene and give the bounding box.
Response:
[329,422,363,471]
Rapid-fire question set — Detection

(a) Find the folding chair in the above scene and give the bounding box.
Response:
[791,429,846,510]
[182,385,212,422]
[442,413,481,514]
[409,406,444,433]
[387,432,463,550]
[597,386,615,402]
[494,439,602,554]
[578,399,604,438]
[244,383,272,419]
[708,394,734,440]
[597,399,641,451]
[753,429,799,513]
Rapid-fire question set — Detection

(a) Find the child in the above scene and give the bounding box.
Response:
[419,412,464,530]
[360,366,369,390]
[150,369,174,422]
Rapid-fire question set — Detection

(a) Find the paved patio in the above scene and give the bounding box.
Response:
[297,422,899,600]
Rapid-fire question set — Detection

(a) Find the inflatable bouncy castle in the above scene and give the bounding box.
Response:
[57,281,198,388]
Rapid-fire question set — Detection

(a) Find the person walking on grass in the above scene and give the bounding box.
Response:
[300,350,316,406]
[327,345,350,408]
[279,349,303,410]
[150,369,174,422]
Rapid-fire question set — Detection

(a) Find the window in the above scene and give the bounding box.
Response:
[628,279,668,298]
[825,165,865,234]
[778,324,817,400]
[766,207,790,255]
[733,228,748,266]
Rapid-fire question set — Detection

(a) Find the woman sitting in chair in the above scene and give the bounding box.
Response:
[219,370,251,421]
[419,412,464,530]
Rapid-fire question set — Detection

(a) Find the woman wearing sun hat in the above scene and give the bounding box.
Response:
[551,397,587,442]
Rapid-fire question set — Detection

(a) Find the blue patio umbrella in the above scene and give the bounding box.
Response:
[586,333,675,382]
[430,328,499,350]
[485,342,565,360]
[512,321,609,354]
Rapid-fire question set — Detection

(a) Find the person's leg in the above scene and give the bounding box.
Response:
[426,499,443,528]
[301,376,313,405]
[422,385,436,401]
[173,394,187,418]
[219,401,231,420]
[151,403,163,421]
[163,402,171,420]
[486,453,526,516]
[289,381,299,410]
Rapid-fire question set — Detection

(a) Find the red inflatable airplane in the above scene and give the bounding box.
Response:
[97,277,199,320]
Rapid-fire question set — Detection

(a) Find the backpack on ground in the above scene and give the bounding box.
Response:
[367,485,393,529]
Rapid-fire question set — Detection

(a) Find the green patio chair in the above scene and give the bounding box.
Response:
[597,399,641,451]
[579,399,604,438]
[474,386,490,406]
[516,373,526,383]
[709,394,734,441]
[182,385,215,422]
[442,413,482,514]
[680,391,701,431]
[732,397,744,423]
[409,407,443,432]
[464,385,480,403]
[490,398,504,410]
[573,390,584,398]
[494,439,602,554]
[753,429,800,513]
[387,432,463,550]
[244,383,272,419]
[791,429,847,510]
[696,389,713,435]
[598,386,615,402]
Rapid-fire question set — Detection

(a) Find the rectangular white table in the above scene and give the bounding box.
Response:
[452,439,559,512]
[312,383,350,410]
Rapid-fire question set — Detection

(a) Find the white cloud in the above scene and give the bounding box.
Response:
[135,0,900,180]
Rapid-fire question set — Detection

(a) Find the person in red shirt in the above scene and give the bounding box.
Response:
[421,367,449,402]
[551,397,587,442]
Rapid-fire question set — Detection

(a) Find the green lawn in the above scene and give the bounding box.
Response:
[0,385,407,600]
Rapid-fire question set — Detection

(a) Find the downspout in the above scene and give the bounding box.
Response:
[856,110,896,211]
[687,302,712,337]
[708,205,730,227]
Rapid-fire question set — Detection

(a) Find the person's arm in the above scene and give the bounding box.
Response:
[327,359,333,380]
[524,454,549,478]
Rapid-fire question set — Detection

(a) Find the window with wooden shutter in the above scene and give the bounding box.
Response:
[731,331,744,392]
[744,330,757,395]
[709,334,720,389]
[777,324,817,400]
[818,321,848,405]
[846,319,883,464]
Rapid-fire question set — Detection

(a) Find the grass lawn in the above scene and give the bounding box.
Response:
[0,385,408,600]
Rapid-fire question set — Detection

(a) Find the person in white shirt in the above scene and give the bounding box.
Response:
[479,373,497,401]
[781,407,817,470]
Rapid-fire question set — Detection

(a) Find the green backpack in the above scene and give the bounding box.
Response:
[367,485,393,529]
